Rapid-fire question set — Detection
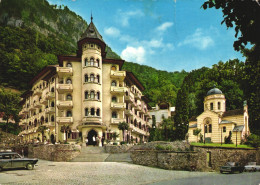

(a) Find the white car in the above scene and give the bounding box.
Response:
[244,162,260,172]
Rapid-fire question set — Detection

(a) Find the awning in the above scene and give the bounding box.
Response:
[189,124,197,128]
[219,120,235,124]
[233,125,244,132]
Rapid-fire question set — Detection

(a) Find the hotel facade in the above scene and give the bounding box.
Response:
[18,19,151,146]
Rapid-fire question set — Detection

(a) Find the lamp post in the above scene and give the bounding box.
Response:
[221,127,222,145]
[236,130,238,147]
[204,124,206,144]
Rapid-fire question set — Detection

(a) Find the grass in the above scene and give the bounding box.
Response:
[190,142,254,149]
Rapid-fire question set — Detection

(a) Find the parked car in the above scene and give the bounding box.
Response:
[244,162,260,172]
[220,162,244,174]
[0,152,38,171]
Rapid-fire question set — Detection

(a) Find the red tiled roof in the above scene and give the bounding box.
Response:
[223,109,244,117]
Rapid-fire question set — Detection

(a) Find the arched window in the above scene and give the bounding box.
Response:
[85,108,89,116]
[91,108,95,116]
[134,119,137,127]
[210,103,213,110]
[51,101,55,107]
[97,75,100,83]
[66,78,72,84]
[67,111,72,117]
[66,63,72,67]
[111,66,116,70]
[125,91,128,96]
[112,96,117,102]
[111,80,117,86]
[45,117,48,123]
[218,102,221,110]
[96,92,100,100]
[223,126,226,133]
[67,94,72,100]
[96,108,100,116]
[209,124,212,133]
[39,109,42,113]
[51,115,55,122]
[85,74,88,82]
[85,91,89,99]
[205,125,208,133]
[90,74,94,82]
[51,87,54,92]
[90,58,94,66]
[97,59,100,67]
[112,112,117,118]
[84,58,88,66]
[90,91,95,99]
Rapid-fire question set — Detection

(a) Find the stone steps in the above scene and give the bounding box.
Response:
[105,153,132,163]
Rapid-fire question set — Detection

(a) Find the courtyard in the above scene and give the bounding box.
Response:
[0,160,259,185]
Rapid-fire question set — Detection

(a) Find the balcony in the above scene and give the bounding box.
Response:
[134,93,142,100]
[57,100,73,109]
[111,118,125,124]
[132,127,147,136]
[56,67,73,76]
[125,109,133,117]
[125,91,134,102]
[46,92,55,100]
[134,104,142,111]
[83,116,102,125]
[29,105,36,111]
[45,107,55,114]
[111,86,127,94]
[57,117,73,124]
[33,89,42,96]
[40,98,48,105]
[110,70,126,80]
[22,108,29,114]
[33,101,42,108]
[57,84,73,93]
[43,122,55,127]
[111,102,126,109]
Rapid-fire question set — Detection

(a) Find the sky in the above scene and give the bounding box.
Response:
[47,0,244,72]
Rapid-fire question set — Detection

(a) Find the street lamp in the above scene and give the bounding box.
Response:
[204,124,206,144]
[221,127,222,145]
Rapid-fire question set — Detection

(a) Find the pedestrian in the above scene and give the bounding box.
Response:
[93,136,96,146]
[101,136,104,146]
[85,138,88,146]
[96,137,100,146]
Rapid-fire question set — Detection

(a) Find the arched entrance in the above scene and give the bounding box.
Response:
[87,129,98,146]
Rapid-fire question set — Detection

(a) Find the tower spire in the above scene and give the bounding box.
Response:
[91,11,93,22]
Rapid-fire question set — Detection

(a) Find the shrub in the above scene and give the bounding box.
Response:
[120,141,127,145]
[155,144,165,150]
[225,131,233,144]
[245,134,260,148]
[113,142,118,145]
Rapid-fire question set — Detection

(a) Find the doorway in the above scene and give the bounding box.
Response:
[87,130,97,146]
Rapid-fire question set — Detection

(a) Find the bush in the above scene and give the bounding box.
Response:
[245,134,260,148]
[113,142,118,145]
[120,141,127,145]
[199,134,203,143]
[155,144,165,150]
[225,131,233,144]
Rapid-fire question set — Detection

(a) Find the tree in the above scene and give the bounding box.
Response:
[149,115,156,141]
[193,128,201,143]
[160,117,175,141]
[37,125,47,142]
[0,88,21,132]
[202,0,260,135]
[118,121,129,142]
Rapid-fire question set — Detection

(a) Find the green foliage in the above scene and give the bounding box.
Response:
[0,122,21,135]
[224,131,233,144]
[245,134,260,148]
[112,132,119,141]
[193,128,201,142]
[118,121,129,142]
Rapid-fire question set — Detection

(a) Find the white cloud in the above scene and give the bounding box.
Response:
[156,22,174,32]
[121,46,146,64]
[116,9,144,27]
[104,27,120,37]
[178,28,214,50]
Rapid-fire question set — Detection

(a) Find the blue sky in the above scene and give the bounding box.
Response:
[47,0,244,72]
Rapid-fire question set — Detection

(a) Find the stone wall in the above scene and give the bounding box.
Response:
[13,144,81,162]
[104,144,134,153]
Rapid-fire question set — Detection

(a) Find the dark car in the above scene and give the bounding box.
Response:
[0,152,38,171]
[220,162,244,174]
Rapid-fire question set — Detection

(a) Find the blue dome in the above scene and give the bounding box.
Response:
[207,87,222,96]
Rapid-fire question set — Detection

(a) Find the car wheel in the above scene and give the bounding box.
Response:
[220,170,223,174]
[26,163,34,170]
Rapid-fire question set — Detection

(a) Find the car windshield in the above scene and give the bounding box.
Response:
[13,154,22,159]
[226,162,235,166]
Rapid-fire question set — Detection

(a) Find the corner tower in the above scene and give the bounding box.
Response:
[78,16,106,126]
[204,85,226,113]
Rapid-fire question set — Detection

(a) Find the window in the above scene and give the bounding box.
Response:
[90,58,94,66]
[96,92,100,100]
[111,80,117,86]
[97,59,100,67]
[45,117,48,122]
[210,103,213,110]
[91,108,95,116]
[193,130,196,135]
[66,78,72,84]
[111,66,116,70]
[96,108,100,116]
[85,108,88,116]
[51,87,54,92]
[97,75,100,83]
[209,124,212,133]
[205,125,208,133]
[67,111,72,117]
[39,109,42,113]
[112,96,117,102]
[66,63,72,67]
[218,102,221,110]
[67,94,72,100]
[85,58,88,66]
[223,126,226,133]
[51,101,55,107]
[112,112,117,118]
[85,91,88,99]
[85,74,88,82]
[90,74,94,82]
[51,115,54,122]
[90,91,95,99]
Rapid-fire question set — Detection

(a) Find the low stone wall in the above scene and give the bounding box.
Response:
[131,150,158,167]
[105,144,134,153]
[13,144,81,162]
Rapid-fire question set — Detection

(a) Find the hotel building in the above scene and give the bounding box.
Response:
[18,18,151,146]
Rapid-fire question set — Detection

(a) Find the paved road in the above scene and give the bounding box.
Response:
[0,160,259,185]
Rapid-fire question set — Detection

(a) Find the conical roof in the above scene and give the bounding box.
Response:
[79,16,104,43]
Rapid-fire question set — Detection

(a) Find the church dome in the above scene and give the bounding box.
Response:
[207,86,222,96]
